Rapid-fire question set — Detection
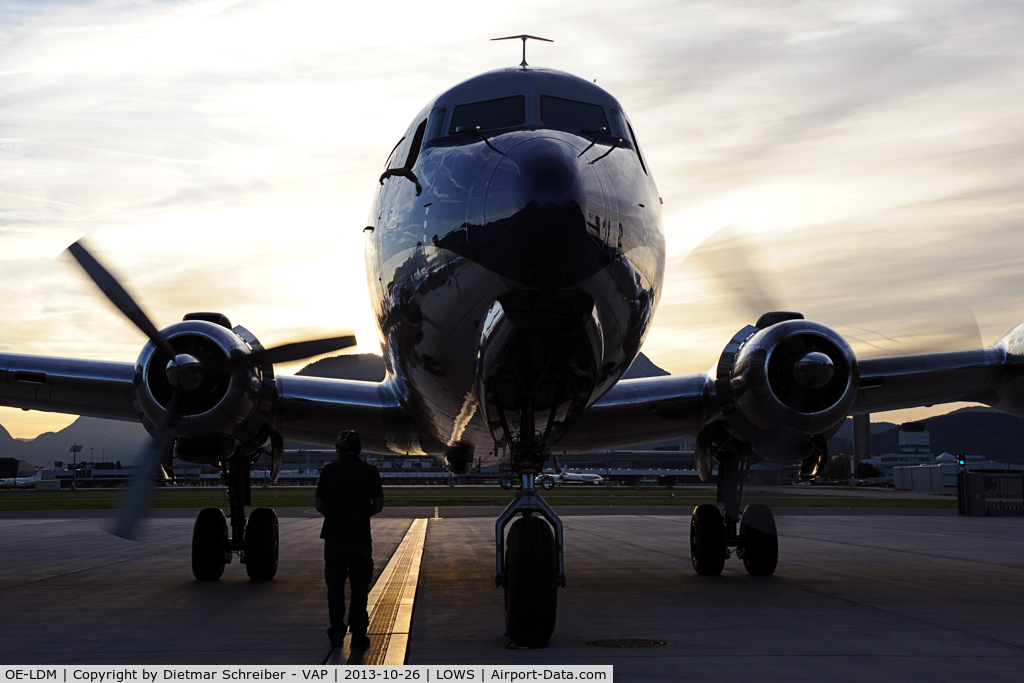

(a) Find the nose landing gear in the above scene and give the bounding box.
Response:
[495,472,564,648]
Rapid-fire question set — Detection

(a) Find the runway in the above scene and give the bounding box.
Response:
[1,509,1022,682]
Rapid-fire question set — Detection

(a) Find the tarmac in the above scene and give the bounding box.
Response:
[1,507,1022,682]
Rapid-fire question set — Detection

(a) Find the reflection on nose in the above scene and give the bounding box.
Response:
[474,138,611,288]
[502,138,581,208]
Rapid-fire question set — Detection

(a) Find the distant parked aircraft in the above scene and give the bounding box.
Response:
[0,470,43,489]
[538,459,605,487]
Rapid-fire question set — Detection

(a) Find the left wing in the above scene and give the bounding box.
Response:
[561,317,1024,463]
[560,373,713,451]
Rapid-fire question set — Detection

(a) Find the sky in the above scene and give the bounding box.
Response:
[1,0,1023,438]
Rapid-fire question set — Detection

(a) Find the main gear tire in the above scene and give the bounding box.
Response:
[192,507,227,581]
[504,515,557,648]
[740,504,778,576]
[245,507,279,580]
[690,504,726,576]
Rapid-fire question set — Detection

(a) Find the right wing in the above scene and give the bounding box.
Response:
[273,374,438,454]
[0,351,430,456]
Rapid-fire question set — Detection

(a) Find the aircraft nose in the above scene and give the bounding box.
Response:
[494,137,582,207]
[480,137,612,288]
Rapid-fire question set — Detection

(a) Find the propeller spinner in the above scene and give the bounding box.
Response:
[166,354,205,391]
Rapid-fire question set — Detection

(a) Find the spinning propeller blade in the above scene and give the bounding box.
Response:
[210,335,357,373]
[108,390,179,540]
[66,241,176,358]
[684,226,982,354]
[66,240,179,540]
[686,226,781,321]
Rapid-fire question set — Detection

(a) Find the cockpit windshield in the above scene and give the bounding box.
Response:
[449,95,526,134]
[540,95,609,132]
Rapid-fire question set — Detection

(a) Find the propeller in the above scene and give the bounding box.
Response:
[684,225,983,355]
[209,335,357,374]
[685,225,781,321]
[107,390,178,539]
[67,242,177,358]
[66,240,356,540]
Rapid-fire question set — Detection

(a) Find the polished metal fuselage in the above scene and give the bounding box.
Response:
[364,69,665,463]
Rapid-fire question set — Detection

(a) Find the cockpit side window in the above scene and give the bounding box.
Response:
[425,107,448,142]
[384,137,405,170]
[449,95,526,134]
[625,121,648,175]
[540,95,609,132]
[404,119,428,169]
[608,108,629,140]
[610,107,648,175]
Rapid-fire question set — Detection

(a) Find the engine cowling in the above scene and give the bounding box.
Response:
[716,318,859,461]
[133,319,274,463]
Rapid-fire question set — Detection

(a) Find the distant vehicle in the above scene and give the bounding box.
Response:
[0,471,43,489]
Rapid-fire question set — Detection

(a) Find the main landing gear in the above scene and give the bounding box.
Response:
[495,472,565,648]
[689,454,778,577]
[191,450,279,581]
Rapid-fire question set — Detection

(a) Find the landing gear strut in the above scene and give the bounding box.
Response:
[689,450,778,576]
[479,291,599,645]
[495,473,564,647]
[190,449,278,581]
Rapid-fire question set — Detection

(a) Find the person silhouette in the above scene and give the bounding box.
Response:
[315,430,383,650]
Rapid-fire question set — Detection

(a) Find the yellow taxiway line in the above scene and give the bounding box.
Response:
[351,517,428,665]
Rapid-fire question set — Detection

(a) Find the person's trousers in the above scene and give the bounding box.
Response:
[324,540,374,644]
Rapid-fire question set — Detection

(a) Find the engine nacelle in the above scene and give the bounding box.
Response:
[716,319,859,461]
[133,319,272,463]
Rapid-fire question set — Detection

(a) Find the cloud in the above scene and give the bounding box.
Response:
[2,0,1023,434]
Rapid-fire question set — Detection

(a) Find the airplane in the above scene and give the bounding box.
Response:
[3,37,1024,647]
[536,459,605,487]
[540,471,605,487]
[0,470,44,489]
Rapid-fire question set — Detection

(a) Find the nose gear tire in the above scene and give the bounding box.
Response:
[192,507,228,581]
[740,504,778,576]
[244,507,280,580]
[690,504,726,576]
[504,515,557,647]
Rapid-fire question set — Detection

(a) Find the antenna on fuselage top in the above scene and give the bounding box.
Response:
[491,34,553,69]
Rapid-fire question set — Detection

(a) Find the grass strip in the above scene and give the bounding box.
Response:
[0,487,957,511]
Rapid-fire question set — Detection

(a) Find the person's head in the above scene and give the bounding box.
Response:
[335,430,361,457]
